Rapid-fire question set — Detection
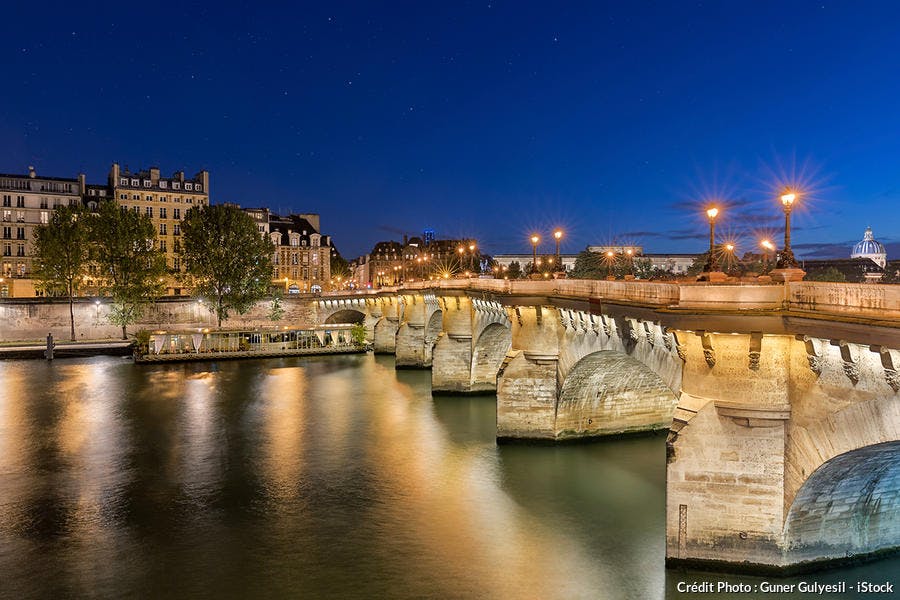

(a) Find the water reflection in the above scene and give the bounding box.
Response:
[0,355,897,599]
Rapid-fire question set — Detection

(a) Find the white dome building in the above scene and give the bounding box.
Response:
[851,227,887,268]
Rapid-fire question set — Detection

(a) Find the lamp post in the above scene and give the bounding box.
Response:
[704,207,719,272]
[469,243,477,273]
[760,239,774,272]
[553,229,563,270]
[725,243,735,273]
[530,234,540,275]
[776,190,798,268]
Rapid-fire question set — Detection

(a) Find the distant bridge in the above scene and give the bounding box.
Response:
[313,278,900,573]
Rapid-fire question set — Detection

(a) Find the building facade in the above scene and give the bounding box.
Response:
[0,167,92,298]
[362,236,480,287]
[109,163,209,295]
[267,213,332,293]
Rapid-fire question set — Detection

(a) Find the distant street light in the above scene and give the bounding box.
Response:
[776,190,798,268]
[705,207,719,272]
[553,229,563,269]
[530,234,540,274]
[760,239,774,271]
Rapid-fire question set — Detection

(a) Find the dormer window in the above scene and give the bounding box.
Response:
[173,182,180,189]
[185,183,193,191]
[159,181,167,189]
[131,179,139,186]
[143,180,151,187]
[195,184,202,192]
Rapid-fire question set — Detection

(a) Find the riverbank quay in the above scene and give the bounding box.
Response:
[0,340,133,359]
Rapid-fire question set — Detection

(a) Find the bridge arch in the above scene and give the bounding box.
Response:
[423,309,444,365]
[784,440,900,564]
[555,350,679,438]
[471,322,512,391]
[324,309,366,324]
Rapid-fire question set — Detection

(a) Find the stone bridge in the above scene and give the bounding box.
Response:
[313,279,900,573]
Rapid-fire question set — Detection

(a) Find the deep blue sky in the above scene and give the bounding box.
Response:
[3,1,900,259]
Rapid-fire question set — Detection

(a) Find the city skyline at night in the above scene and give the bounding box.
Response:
[4,2,900,259]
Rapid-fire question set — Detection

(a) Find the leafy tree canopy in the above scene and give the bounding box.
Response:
[180,204,275,327]
[90,201,167,338]
[32,204,90,340]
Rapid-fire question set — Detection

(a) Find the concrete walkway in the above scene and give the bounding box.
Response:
[0,340,133,359]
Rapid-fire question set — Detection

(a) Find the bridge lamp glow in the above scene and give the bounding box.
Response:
[777,188,799,269]
[530,234,541,274]
[705,206,720,272]
[553,229,563,266]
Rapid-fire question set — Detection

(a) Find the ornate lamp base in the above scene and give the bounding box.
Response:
[769,267,806,282]
[697,271,727,282]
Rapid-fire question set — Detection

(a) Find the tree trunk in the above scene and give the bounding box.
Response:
[122,324,128,340]
[68,284,76,341]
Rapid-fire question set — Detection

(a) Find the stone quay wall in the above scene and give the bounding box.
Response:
[0,297,318,342]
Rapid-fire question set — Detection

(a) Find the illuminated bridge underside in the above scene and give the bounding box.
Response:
[556,352,678,439]
[785,442,900,564]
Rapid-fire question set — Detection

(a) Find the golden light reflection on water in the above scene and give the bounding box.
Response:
[179,372,225,499]
[356,361,610,599]
[258,366,307,501]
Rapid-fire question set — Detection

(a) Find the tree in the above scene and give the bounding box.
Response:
[507,261,523,279]
[268,292,285,322]
[180,204,275,328]
[330,253,350,289]
[32,205,90,340]
[350,322,367,347]
[806,267,846,282]
[90,201,167,339]
[633,257,654,280]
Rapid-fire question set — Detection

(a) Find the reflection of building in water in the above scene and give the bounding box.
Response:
[850,226,887,268]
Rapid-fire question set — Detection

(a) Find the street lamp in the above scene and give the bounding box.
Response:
[705,207,719,272]
[776,190,798,268]
[625,248,634,277]
[553,229,563,269]
[725,243,735,273]
[530,234,540,274]
[760,239,774,271]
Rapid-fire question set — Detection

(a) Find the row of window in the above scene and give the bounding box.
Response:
[1,262,27,277]
[275,268,321,280]
[3,196,77,209]
[119,177,202,192]
[119,193,203,205]
[158,223,182,236]
[1,227,27,240]
[1,211,27,222]
[130,206,183,220]
[2,244,26,257]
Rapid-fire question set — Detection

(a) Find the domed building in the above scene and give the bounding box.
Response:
[851,227,887,268]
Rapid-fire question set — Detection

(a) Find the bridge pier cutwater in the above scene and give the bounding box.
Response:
[316,279,900,571]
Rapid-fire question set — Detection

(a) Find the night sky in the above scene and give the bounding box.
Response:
[3,1,900,260]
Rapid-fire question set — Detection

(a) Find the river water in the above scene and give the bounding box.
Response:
[0,354,896,599]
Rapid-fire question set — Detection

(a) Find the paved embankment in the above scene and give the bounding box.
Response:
[0,341,133,360]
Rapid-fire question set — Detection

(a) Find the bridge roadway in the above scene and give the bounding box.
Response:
[314,278,900,573]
